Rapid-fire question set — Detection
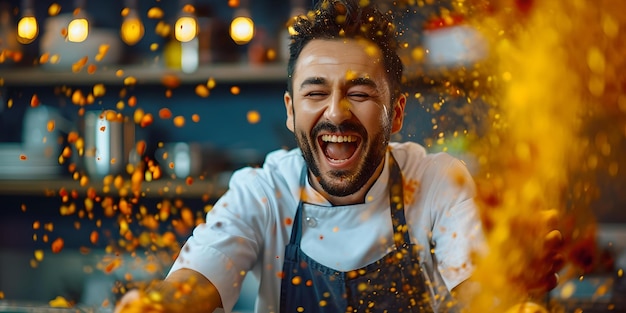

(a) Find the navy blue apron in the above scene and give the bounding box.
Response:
[279,154,436,312]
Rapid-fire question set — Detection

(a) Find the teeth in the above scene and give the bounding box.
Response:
[321,134,358,143]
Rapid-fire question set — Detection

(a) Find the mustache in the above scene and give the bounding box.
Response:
[311,121,367,139]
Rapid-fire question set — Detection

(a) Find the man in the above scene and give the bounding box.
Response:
[115,1,559,312]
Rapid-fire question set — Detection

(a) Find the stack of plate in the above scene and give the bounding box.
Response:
[0,143,63,180]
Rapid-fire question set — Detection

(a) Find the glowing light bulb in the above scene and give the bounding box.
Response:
[68,18,89,42]
[17,16,38,44]
[120,13,144,45]
[174,16,197,42]
[230,16,254,45]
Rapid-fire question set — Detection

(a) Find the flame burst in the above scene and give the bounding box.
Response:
[461,0,626,310]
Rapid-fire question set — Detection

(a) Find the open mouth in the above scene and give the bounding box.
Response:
[318,134,361,164]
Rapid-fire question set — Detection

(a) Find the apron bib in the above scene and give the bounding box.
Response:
[279,154,436,313]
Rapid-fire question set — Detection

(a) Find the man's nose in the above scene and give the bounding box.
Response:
[324,96,352,124]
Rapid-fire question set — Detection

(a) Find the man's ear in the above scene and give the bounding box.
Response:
[284,91,295,133]
[391,93,406,134]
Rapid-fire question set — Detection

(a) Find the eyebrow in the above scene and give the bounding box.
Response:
[347,77,377,89]
[298,76,378,90]
[299,77,327,90]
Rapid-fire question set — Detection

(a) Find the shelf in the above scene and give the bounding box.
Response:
[0,62,287,87]
[0,177,228,199]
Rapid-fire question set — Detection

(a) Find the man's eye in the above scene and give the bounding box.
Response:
[349,93,369,100]
[306,92,327,97]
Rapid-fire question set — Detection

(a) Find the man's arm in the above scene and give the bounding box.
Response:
[114,268,222,313]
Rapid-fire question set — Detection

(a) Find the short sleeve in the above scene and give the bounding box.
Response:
[427,156,484,290]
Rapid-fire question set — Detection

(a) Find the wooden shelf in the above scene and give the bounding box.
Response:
[0,62,287,87]
[0,177,228,198]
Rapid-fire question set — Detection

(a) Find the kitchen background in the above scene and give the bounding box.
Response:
[0,0,624,312]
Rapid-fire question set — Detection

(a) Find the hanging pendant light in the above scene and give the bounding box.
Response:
[120,0,144,45]
[17,0,38,44]
[67,0,89,43]
[229,0,254,45]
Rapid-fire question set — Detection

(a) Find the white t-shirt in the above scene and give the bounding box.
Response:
[168,142,484,313]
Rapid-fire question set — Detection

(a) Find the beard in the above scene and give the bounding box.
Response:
[296,119,391,197]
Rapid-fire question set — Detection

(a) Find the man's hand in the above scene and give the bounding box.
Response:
[113,269,223,313]
[527,210,565,296]
[114,289,164,313]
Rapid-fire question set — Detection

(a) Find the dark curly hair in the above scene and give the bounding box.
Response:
[286,0,404,102]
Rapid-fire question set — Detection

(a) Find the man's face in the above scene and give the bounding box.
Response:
[285,39,405,198]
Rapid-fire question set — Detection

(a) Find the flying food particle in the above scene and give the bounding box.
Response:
[140,113,154,128]
[34,249,44,261]
[47,120,55,132]
[51,238,64,253]
[161,74,180,89]
[114,175,124,189]
[93,84,105,97]
[133,108,144,124]
[87,64,97,74]
[90,230,98,244]
[247,110,261,124]
[195,84,210,97]
[207,78,216,89]
[49,296,71,308]
[230,86,240,95]
[136,140,147,156]
[124,76,137,86]
[412,47,425,61]
[155,21,171,37]
[147,7,164,19]
[71,89,84,105]
[128,95,137,107]
[173,116,185,127]
[159,108,172,119]
[119,199,132,215]
[95,44,110,62]
[48,3,61,16]
[291,276,302,285]
[30,94,39,107]
[72,57,88,73]
[39,53,50,64]
[60,153,70,165]
[192,114,200,122]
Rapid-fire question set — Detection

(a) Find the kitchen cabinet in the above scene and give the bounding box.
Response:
[0,61,290,194]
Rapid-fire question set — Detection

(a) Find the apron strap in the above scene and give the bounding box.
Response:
[286,166,308,247]
[388,153,411,249]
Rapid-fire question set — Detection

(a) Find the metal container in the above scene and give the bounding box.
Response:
[83,110,134,179]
